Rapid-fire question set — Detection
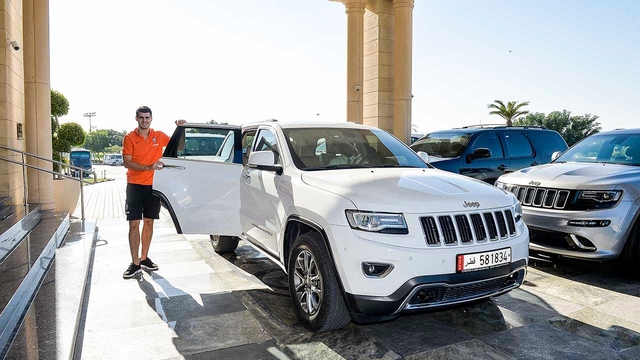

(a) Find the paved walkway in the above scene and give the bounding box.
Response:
[76,177,640,360]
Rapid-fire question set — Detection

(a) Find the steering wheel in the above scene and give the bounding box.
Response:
[357,153,381,164]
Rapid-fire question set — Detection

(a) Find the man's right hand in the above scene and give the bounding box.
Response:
[175,119,187,126]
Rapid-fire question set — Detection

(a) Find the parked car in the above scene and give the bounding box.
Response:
[103,153,123,166]
[153,121,529,332]
[410,125,568,184]
[495,128,640,275]
[68,148,93,177]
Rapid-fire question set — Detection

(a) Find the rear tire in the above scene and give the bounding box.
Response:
[210,235,239,253]
[614,220,640,278]
[287,232,350,332]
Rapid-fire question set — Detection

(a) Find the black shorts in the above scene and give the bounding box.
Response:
[125,183,161,221]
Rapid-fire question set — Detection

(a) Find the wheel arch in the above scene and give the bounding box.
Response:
[284,216,352,308]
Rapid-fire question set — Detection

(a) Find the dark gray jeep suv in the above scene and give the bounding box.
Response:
[410,125,568,184]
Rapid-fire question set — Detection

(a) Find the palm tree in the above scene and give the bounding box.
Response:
[487,100,530,126]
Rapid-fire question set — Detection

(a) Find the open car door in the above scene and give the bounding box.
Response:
[153,124,243,237]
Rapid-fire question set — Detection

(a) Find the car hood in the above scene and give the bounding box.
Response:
[301,168,515,213]
[498,162,640,189]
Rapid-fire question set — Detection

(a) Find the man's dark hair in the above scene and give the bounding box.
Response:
[136,106,152,117]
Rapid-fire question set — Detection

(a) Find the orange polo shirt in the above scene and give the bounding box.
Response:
[123,128,170,185]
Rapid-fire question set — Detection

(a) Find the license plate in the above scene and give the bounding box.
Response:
[456,248,511,273]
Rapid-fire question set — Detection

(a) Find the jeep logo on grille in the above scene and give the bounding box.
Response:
[463,201,480,208]
[528,181,541,186]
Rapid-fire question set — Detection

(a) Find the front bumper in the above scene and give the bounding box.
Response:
[346,260,526,317]
[522,201,635,260]
[325,221,529,316]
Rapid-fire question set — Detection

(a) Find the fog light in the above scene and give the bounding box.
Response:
[362,262,394,278]
[567,220,611,227]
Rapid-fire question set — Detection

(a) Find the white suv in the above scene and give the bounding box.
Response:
[153,121,529,332]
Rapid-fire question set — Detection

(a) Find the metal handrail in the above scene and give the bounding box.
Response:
[0,144,97,220]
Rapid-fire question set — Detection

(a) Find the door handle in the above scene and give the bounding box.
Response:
[497,164,508,171]
[242,173,250,179]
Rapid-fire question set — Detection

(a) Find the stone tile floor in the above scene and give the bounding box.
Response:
[78,214,640,360]
[75,177,640,359]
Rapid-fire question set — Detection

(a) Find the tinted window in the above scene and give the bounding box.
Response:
[504,132,533,158]
[527,131,568,158]
[471,133,504,159]
[410,132,471,158]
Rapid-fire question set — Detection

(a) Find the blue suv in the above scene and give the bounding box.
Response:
[410,125,568,184]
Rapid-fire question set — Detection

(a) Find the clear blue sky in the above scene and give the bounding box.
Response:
[50,0,639,136]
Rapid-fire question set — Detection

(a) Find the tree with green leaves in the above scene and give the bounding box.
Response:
[513,110,601,146]
[84,130,111,155]
[51,89,70,133]
[487,100,530,127]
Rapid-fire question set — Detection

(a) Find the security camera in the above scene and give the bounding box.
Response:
[9,40,20,51]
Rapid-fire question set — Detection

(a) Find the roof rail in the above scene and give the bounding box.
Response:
[456,124,548,130]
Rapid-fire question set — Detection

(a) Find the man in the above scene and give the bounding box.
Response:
[122,105,185,278]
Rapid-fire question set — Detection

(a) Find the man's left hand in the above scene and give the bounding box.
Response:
[175,119,187,126]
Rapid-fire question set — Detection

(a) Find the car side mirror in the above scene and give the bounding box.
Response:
[467,148,492,162]
[551,151,562,162]
[416,151,430,164]
[247,150,283,175]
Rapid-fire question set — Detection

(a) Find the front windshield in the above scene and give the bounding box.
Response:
[410,132,470,158]
[556,133,640,166]
[283,127,428,170]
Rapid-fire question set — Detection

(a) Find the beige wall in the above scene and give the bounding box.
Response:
[0,0,26,206]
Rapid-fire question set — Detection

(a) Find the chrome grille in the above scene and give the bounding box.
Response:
[505,210,516,235]
[420,208,517,246]
[495,211,508,238]
[438,216,457,244]
[420,217,440,245]
[506,184,571,210]
[470,214,486,241]
[455,215,473,243]
[484,212,498,240]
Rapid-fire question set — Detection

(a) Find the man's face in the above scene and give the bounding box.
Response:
[136,112,152,129]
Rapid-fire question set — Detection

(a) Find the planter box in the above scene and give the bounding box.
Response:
[53,178,81,214]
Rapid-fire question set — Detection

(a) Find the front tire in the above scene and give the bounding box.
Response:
[287,232,350,332]
[210,235,239,253]
[614,221,640,278]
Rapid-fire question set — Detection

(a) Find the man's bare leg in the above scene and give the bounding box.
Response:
[140,218,154,260]
[128,220,141,265]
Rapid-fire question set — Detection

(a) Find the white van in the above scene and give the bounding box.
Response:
[103,153,123,166]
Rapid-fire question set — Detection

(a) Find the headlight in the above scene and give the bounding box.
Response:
[345,211,408,234]
[577,190,622,203]
[495,181,505,189]
[514,202,523,222]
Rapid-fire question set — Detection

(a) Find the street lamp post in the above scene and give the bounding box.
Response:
[83,112,96,132]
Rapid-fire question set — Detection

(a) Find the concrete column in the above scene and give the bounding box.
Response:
[363,0,394,133]
[392,0,413,144]
[344,0,365,124]
[24,0,54,210]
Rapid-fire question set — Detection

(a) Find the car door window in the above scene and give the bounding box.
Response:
[242,131,256,165]
[504,132,534,158]
[472,133,504,159]
[177,127,229,161]
[253,128,281,164]
[215,130,236,163]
